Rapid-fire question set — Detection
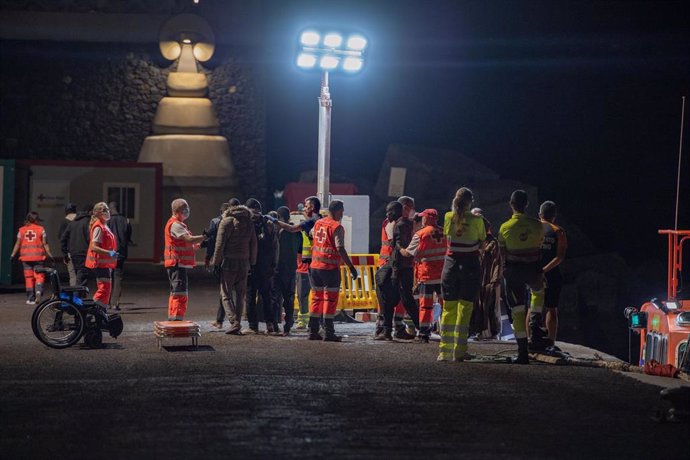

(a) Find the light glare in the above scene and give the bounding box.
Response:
[319,55,339,70]
[296,53,317,69]
[323,33,343,48]
[346,35,367,51]
[300,31,320,47]
[342,57,363,72]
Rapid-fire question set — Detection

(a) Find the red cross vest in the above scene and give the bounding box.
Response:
[415,225,446,283]
[85,221,117,269]
[378,218,393,268]
[164,216,196,268]
[18,223,46,262]
[310,217,341,271]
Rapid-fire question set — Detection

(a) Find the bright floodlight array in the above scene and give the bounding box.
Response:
[297,29,367,73]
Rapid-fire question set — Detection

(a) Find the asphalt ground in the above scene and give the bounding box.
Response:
[1,266,688,459]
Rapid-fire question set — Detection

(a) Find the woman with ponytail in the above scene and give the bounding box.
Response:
[85,202,118,305]
[438,188,486,362]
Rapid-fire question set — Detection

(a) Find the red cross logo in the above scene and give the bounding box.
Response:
[432,230,444,244]
[25,230,37,242]
[315,226,328,245]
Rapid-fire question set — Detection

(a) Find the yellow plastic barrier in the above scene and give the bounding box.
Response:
[293,254,380,312]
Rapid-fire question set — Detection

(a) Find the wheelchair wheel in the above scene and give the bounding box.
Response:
[31,299,85,349]
[83,329,103,348]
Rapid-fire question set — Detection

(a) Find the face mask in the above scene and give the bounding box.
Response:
[181,208,190,220]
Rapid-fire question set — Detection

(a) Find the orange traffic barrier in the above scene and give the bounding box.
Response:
[293,254,380,312]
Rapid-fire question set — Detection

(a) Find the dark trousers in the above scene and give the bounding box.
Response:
[72,255,91,287]
[247,270,274,329]
[272,271,297,332]
[220,259,249,331]
[375,266,420,333]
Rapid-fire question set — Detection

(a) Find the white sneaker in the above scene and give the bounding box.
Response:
[26,299,36,305]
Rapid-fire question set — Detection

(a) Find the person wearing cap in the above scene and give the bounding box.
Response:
[400,208,446,342]
[438,188,486,362]
[11,212,54,305]
[58,203,78,286]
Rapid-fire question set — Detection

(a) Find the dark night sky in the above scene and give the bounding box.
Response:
[245,0,690,267]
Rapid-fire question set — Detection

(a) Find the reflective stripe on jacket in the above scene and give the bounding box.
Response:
[164,216,195,268]
[310,217,341,271]
[85,221,117,269]
[19,224,46,262]
[415,225,446,283]
[443,211,486,258]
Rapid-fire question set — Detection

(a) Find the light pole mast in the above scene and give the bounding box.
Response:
[317,71,332,207]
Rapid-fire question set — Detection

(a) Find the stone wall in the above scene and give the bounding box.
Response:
[0,40,266,199]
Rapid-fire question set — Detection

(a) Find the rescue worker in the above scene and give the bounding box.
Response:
[107,202,132,310]
[206,201,231,329]
[164,198,205,321]
[470,209,503,339]
[85,203,118,305]
[438,188,486,362]
[60,203,92,287]
[11,212,53,304]
[244,198,279,334]
[539,200,567,347]
[270,206,302,335]
[308,199,358,341]
[400,208,446,342]
[210,202,257,335]
[274,196,321,329]
[498,190,547,364]
[58,203,78,286]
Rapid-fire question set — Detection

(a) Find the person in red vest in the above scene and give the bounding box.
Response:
[11,211,54,304]
[85,202,118,305]
[164,198,205,320]
[308,200,358,341]
[401,209,446,342]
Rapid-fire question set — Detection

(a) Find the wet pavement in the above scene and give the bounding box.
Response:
[0,266,687,459]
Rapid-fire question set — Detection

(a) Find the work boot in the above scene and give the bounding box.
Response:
[528,317,552,351]
[307,317,322,340]
[414,335,430,343]
[323,319,341,342]
[374,330,393,341]
[394,327,415,341]
[512,338,530,364]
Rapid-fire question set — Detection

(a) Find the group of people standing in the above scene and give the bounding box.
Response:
[163,196,357,342]
[11,202,132,309]
[372,188,566,363]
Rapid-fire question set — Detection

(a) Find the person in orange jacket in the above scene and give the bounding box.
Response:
[11,211,54,304]
[164,198,205,321]
[85,202,118,305]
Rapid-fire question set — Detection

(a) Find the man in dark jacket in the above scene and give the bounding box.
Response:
[244,198,279,334]
[60,203,92,287]
[107,202,132,310]
[270,206,302,336]
[58,203,78,285]
[205,201,230,329]
[210,204,257,335]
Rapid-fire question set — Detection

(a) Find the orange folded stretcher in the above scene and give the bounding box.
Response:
[154,321,201,349]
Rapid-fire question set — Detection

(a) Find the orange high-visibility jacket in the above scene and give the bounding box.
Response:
[85,221,117,269]
[310,217,341,271]
[414,225,446,283]
[378,218,393,268]
[18,224,46,262]
[164,216,195,268]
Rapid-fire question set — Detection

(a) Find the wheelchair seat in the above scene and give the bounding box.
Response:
[62,286,90,294]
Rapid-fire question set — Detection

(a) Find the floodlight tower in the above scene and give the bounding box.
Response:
[296,29,367,207]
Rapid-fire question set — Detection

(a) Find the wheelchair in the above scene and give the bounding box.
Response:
[31,268,123,349]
